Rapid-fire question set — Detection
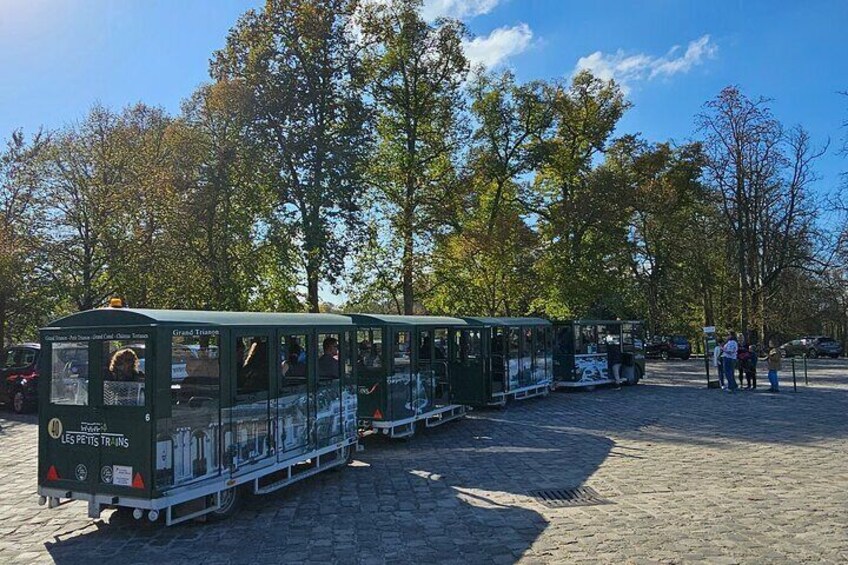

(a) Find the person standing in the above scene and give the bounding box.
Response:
[737,341,750,389]
[767,340,781,392]
[723,332,739,392]
[713,338,726,389]
[744,344,758,389]
[608,340,623,388]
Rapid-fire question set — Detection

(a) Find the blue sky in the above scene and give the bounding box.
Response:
[1,0,846,300]
[2,0,845,189]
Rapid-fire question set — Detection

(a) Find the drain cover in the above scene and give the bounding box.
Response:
[530,486,611,508]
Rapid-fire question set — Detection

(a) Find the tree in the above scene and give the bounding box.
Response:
[424,70,550,316]
[360,0,468,314]
[212,0,371,312]
[0,130,51,345]
[697,86,825,343]
[613,140,711,336]
[169,79,298,311]
[527,71,631,319]
[43,106,129,311]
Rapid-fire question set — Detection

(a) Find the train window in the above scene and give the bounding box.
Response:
[465,329,481,360]
[237,336,269,395]
[318,334,340,380]
[533,327,546,376]
[492,327,505,356]
[509,328,520,359]
[173,335,220,405]
[50,342,89,406]
[357,328,382,368]
[419,330,431,362]
[434,328,448,361]
[160,333,221,489]
[577,325,600,354]
[103,340,146,406]
[280,335,308,394]
[394,331,411,366]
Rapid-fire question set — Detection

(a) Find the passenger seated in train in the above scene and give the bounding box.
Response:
[319,337,340,379]
[420,336,445,361]
[239,337,269,392]
[357,339,380,368]
[107,348,145,382]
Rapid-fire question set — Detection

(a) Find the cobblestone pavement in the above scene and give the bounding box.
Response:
[2,360,847,564]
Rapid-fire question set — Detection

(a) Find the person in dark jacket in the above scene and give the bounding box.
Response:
[744,344,757,389]
[608,341,623,388]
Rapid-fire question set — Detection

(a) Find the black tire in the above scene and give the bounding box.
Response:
[208,486,244,522]
[682,354,691,361]
[830,354,839,359]
[660,350,669,361]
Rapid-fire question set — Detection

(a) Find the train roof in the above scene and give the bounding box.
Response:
[553,319,643,325]
[462,317,551,327]
[42,308,356,329]
[348,314,473,326]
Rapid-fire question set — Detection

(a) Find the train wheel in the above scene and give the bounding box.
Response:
[209,486,244,521]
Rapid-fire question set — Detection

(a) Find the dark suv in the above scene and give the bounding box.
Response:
[780,336,842,359]
[1,343,41,413]
[646,335,692,360]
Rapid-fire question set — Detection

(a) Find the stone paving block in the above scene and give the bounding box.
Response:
[2,359,848,563]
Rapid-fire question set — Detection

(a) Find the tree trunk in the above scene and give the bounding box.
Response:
[402,228,414,315]
[0,294,6,348]
[737,237,749,340]
[306,265,320,313]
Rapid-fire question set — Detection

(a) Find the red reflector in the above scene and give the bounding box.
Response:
[132,472,145,489]
[46,465,60,481]
[373,408,383,420]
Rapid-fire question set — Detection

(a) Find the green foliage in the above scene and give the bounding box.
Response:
[360,0,469,313]
[212,0,371,312]
[529,72,631,318]
[1,3,843,350]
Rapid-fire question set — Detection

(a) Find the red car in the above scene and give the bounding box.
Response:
[1,343,41,413]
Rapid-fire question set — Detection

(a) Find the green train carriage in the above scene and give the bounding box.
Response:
[551,319,646,389]
[37,308,358,525]
[350,315,476,438]
[452,317,553,407]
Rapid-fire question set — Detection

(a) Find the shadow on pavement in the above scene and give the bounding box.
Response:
[41,402,623,564]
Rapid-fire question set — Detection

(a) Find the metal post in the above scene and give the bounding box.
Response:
[704,337,711,388]
[791,357,797,392]
[803,355,808,385]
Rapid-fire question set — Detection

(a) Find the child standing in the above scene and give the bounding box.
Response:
[713,338,726,389]
[767,340,781,392]
[744,344,757,389]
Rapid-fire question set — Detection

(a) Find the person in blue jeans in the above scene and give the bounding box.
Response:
[766,339,781,392]
[723,331,739,392]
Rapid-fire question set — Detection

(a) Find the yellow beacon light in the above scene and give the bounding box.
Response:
[109,298,124,308]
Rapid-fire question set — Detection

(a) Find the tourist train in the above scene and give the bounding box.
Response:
[37,304,644,525]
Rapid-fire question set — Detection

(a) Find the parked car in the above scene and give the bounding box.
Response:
[1,343,41,414]
[780,336,842,358]
[646,335,692,360]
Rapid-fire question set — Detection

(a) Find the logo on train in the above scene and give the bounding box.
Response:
[100,465,113,484]
[47,418,63,439]
[75,464,88,482]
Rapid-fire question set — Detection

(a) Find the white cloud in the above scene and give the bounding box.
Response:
[574,35,718,94]
[421,0,500,21]
[462,23,533,69]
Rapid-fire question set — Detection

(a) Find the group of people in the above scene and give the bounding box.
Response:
[712,331,782,393]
